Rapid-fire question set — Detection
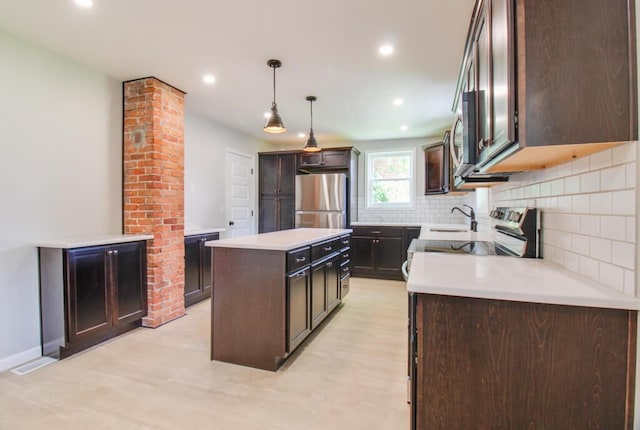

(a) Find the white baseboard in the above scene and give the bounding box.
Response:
[0,347,41,373]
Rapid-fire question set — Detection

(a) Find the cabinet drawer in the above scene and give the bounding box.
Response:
[287,247,311,273]
[339,234,351,249]
[340,261,351,277]
[340,248,350,265]
[352,226,403,238]
[311,238,341,262]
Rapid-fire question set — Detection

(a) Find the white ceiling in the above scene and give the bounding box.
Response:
[0,0,475,146]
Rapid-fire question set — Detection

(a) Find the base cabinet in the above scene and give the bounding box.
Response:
[409,293,637,429]
[211,233,350,371]
[352,227,404,280]
[39,240,147,359]
[184,232,219,307]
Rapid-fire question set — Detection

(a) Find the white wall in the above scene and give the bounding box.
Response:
[353,138,475,224]
[0,31,123,370]
[184,112,275,235]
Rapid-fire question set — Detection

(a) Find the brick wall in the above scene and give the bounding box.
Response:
[123,77,186,327]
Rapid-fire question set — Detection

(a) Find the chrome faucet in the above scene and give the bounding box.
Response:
[451,204,478,232]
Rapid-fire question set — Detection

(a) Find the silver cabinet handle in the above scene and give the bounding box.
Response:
[323,246,332,251]
[295,256,306,262]
[371,230,381,234]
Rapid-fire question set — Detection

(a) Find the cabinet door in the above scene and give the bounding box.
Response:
[375,237,403,277]
[491,0,515,154]
[66,246,111,341]
[113,241,146,323]
[322,150,349,169]
[351,237,375,274]
[184,235,202,299]
[278,154,296,195]
[259,196,278,233]
[425,144,449,194]
[310,261,328,329]
[201,233,218,292]
[326,255,341,312]
[259,155,279,195]
[287,268,311,353]
[278,196,295,230]
[299,152,324,168]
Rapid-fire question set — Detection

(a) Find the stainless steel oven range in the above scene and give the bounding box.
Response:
[402,207,540,280]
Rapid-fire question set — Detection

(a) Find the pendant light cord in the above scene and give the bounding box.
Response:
[309,99,313,131]
[272,66,276,107]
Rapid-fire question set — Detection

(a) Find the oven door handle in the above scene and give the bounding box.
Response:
[401,260,409,281]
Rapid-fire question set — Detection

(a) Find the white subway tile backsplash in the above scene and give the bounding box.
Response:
[580,171,600,193]
[487,146,635,294]
[626,163,636,188]
[589,237,612,262]
[611,190,635,215]
[626,217,636,243]
[600,216,626,241]
[571,195,589,213]
[600,165,626,191]
[590,148,612,170]
[564,176,580,194]
[625,270,635,295]
[580,215,600,236]
[599,262,624,291]
[579,255,599,281]
[571,234,590,255]
[611,241,634,270]
[572,156,590,175]
[589,193,612,215]
[612,142,637,165]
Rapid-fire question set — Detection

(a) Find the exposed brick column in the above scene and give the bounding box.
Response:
[123,77,186,328]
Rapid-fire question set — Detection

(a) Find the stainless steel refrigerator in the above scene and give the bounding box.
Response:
[295,173,347,228]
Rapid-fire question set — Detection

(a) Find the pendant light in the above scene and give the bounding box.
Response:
[303,96,321,152]
[263,59,286,133]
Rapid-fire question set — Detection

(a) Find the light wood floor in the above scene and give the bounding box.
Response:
[0,278,409,430]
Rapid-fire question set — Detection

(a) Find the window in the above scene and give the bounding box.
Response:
[366,149,415,208]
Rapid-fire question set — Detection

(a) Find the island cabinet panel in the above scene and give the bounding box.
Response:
[184,232,219,307]
[211,232,351,371]
[39,240,147,359]
[411,293,637,429]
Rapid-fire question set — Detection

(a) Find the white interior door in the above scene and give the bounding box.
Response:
[225,149,255,238]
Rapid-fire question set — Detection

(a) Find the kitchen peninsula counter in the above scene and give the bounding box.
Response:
[407,252,639,429]
[207,228,352,371]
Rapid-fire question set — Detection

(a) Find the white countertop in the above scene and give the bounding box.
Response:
[419,225,495,242]
[407,253,640,310]
[36,234,154,249]
[184,228,225,236]
[206,228,352,251]
[351,221,424,227]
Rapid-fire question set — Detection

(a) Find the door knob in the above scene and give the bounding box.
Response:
[229,221,235,226]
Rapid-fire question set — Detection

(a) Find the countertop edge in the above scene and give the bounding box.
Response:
[206,228,352,251]
[36,234,154,249]
[184,228,226,236]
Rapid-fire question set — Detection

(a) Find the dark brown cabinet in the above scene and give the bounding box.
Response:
[39,240,147,359]
[287,266,311,353]
[184,232,219,307]
[211,233,351,371]
[339,235,351,299]
[258,152,297,233]
[409,293,637,429]
[455,0,638,174]
[352,227,404,280]
[298,149,351,171]
[424,140,450,195]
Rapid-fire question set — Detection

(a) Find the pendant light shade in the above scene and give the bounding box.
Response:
[303,96,321,152]
[263,59,286,133]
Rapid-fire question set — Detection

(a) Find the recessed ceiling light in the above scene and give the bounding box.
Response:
[298,133,306,138]
[74,0,93,8]
[400,125,409,131]
[393,98,404,107]
[202,74,216,85]
[264,112,271,119]
[379,44,394,56]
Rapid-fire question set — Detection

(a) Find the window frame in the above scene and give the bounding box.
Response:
[365,148,416,209]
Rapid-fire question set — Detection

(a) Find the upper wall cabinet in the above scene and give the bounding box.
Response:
[453,0,638,174]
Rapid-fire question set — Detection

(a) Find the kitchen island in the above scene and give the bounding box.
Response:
[206,228,352,371]
[407,252,640,429]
